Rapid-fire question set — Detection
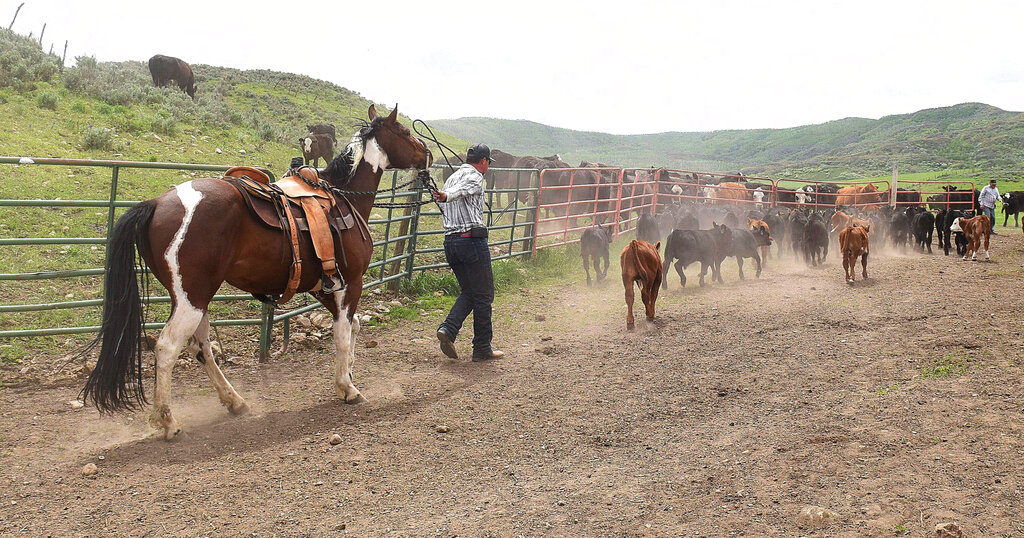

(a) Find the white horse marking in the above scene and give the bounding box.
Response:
[150,181,207,439]
[330,289,361,402]
[166,181,204,315]
[362,137,390,173]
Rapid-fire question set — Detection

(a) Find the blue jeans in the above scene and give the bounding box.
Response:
[438,235,494,353]
[982,206,996,232]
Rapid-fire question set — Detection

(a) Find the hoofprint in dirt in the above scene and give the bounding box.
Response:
[2,236,1023,535]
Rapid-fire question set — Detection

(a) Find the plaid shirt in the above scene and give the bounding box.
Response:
[979,185,1000,209]
[441,164,486,234]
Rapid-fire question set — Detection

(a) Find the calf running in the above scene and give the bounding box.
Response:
[620,240,663,330]
[580,224,613,285]
[839,225,870,284]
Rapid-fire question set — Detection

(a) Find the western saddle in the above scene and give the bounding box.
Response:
[222,166,369,304]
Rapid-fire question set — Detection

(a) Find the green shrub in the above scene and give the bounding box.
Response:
[71,100,89,113]
[82,126,114,150]
[402,271,460,296]
[36,90,60,110]
[151,115,178,136]
[0,29,61,90]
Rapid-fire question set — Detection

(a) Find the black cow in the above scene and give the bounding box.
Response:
[637,213,660,245]
[939,209,970,256]
[908,206,934,253]
[786,210,809,258]
[1001,191,1024,227]
[926,186,979,214]
[148,54,196,99]
[661,226,728,289]
[676,210,699,230]
[306,123,337,143]
[893,188,922,205]
[763,207,789,258]
[656,209,678,239]
[722,226,771,280]
[580,225,613,286]
[803,213,829,266]
[890,212,910,249]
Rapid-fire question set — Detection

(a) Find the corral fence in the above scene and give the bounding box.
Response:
[0,156,974,355]
[0,157,540,357]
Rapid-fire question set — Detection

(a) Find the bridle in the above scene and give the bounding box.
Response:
[323,121,449,212]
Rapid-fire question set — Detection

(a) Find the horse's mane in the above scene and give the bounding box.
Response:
[320,117,384,186]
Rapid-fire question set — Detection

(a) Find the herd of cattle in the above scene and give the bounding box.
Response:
[574,179,1008,329]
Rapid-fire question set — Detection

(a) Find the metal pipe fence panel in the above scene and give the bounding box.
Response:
[9,155,931,355]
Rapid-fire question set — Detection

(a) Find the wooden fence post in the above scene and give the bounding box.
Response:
[8,3,24,31]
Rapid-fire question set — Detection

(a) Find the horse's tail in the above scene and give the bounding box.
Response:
[81,201,156,413]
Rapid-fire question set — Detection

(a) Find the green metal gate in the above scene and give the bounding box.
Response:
[0,157,538,358]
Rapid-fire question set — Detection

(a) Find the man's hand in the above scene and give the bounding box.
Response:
[433,191,448,203]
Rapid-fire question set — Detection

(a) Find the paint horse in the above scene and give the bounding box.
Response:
[81,105,432,440]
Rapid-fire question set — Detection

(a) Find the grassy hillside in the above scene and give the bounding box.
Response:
[0,28,469,363]
[431,103,1024,180]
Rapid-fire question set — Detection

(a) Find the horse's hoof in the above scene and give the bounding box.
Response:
[229,400,250,416]
[345,393,367,405]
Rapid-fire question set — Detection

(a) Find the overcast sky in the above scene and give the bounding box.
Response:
[5,0,1022,134]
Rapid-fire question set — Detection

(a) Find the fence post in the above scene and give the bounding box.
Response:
[530,169,545,258]
[613,169,625,237]
[523,170,539,255]
[890,163,898,209]
[258,302,274,361]
[404,180,424,281]
[650,169,660,214]
[106,165,120,240]
[379,172,397,284]
[509,170,521,258]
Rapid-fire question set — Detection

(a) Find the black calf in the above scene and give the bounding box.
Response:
[661,225,728,289]
[580,225,613,285]
[637,213,660,245]
[803,213,829,266]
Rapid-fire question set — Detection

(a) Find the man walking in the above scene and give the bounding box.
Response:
[432,143,504,362]
[979,179,1000,234]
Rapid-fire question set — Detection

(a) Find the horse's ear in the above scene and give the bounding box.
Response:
[387,105,399,122]
[368,105,378,120]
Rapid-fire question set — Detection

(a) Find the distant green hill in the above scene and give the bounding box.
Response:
[0,27,466,176]
[431,103,1024,180]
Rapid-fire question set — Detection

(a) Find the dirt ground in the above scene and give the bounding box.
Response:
[2,232,1024,537]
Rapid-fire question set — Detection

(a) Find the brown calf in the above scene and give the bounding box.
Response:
[620,240,663,330]
[829,210,870,234]
[839,225,869,284]
[951,215,992,261]
[747,217,771,267]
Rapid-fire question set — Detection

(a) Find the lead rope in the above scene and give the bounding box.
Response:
[412,119,493,224]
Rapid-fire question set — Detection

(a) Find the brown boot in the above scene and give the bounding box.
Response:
[471,349,504,362]
[436,329,458,359]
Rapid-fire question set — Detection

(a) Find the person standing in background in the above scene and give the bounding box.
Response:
[979,179,1000,234]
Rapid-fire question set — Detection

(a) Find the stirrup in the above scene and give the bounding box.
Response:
[321,273,344,293]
